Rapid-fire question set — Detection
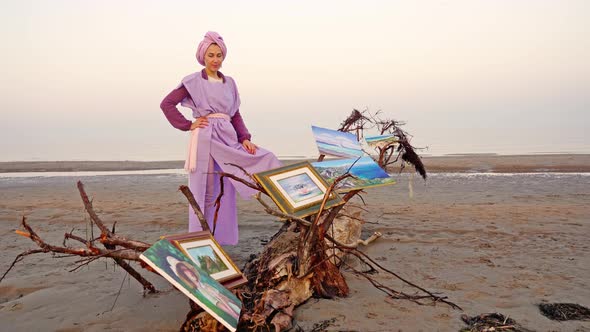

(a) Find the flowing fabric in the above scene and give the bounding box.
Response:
[180,70,282,245]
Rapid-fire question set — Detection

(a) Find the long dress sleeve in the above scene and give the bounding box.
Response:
[160,86,193,131]
[230,110,252,143]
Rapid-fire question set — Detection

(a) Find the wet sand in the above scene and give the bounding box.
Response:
[0,155,589,331]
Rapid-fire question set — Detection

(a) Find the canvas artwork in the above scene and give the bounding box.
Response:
[275,171,324,206]
[164,231,247,288]
[311,126,364,158]
[186,246,228,274]
[362,134,398,154]
[253,161,344,218]
[312,156,396,192]
[140,239,242,332]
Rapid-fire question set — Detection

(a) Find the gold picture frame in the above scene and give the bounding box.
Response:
[163,231,247,288]
[253,161,344,218]
[140,239,241,331]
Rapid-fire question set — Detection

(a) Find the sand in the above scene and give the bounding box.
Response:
[0,155,589,331]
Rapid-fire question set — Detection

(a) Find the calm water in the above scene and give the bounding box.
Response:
[2,172,588,205]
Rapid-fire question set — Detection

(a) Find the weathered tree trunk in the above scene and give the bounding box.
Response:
[183,189,378,331]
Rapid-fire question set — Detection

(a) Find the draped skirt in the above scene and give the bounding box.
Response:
[186,115,282,245]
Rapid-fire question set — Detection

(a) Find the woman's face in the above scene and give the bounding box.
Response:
[204,44,224,73]
[178,264,200,285]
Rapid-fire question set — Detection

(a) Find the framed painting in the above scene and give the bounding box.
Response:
[140,239,241,332]
[312,156,396,192]
[163,231,246,288]
[253,161,344,218]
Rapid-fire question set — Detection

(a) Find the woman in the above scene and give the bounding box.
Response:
[160,31,281,245]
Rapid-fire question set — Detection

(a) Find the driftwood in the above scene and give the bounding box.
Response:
[2,110,458,331]
[181,112,455,330]
[2,182,156,293]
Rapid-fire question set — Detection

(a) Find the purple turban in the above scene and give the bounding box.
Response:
[196,31,227,66]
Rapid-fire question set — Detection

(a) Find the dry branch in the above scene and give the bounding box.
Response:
[2,183,158,293]
[179,184,210,232]
[77,181,151,251]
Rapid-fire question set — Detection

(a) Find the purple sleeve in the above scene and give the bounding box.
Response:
[160,85,193,131]
[231,110,252,143]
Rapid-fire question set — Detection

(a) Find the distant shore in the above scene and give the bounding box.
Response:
[1,154,589,173]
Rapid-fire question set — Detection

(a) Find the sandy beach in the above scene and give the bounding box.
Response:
[1,155,589,331]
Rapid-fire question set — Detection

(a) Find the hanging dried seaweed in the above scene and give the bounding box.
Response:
[338,109,369,133]
[338,108,427,179]
[399,138,427,180]
[538,302,590,321]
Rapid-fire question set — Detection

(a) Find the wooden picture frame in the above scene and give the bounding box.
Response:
[140,239,241,332]
[253,161,344,218]
[163,231,247,288]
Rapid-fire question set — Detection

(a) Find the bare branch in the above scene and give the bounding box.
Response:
[178,185,210,233]
[345,249,461,310]
[1,249,45,283]
[224,162,259,185]
[77,181,151,249]
[18,216,156,293]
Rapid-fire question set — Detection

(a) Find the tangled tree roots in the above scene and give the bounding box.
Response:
[184,191,461,331]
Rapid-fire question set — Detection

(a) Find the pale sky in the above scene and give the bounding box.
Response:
[1,0,589,161]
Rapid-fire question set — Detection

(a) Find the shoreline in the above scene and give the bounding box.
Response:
[1,154,589,174]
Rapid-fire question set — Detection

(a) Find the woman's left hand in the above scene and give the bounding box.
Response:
[242,140,258,154]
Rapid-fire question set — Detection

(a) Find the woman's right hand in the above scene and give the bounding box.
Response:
[190,116,209,130]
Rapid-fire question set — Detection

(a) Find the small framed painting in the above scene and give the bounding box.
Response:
[164,231,246,288]
[254,161,344,218]
[140,239,242,332]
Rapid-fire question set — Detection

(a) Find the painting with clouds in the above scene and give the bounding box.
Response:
[311,126,364,158]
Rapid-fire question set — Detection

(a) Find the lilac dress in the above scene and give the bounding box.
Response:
[161,69,282,245]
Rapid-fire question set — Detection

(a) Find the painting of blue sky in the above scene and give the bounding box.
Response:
[312,126,364,158]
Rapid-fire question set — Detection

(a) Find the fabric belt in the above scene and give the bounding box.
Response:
[185,113,231,172]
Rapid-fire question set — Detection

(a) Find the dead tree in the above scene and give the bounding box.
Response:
[349,108,427,179]
[3,110,459,332]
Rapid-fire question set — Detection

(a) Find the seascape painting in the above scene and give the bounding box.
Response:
[140,240,241,332]
[254,161,345,217]
[276,172,324,204]
[312,126,364,158]
[312,156,396,192]
[363,134,397,149]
